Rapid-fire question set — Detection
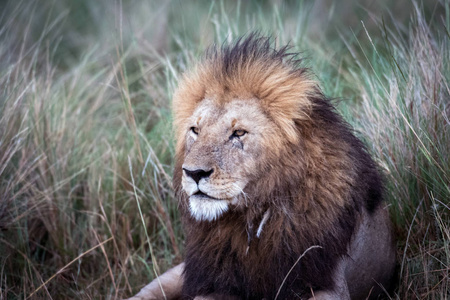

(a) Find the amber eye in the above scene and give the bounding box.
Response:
[191,127,199,135]
[232,129,247,137]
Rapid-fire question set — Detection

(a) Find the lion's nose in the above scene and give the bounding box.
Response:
[183,168,214,184]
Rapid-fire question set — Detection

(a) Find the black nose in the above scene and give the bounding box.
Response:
[183,168,214,184]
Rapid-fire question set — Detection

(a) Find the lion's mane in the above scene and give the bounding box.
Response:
[172,34,384,299]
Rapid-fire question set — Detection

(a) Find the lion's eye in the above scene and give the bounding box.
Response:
[191,127,199,135]
[232,129,247,137]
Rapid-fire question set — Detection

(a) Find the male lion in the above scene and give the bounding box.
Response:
[129,34,396,300]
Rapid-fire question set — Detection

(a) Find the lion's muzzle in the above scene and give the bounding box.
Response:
[181,166,235,222]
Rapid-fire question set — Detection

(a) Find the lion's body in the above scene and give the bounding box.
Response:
[128,35,396,300]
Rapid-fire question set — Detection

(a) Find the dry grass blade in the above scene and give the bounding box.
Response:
[128,156,167,300]
[274,245,322,300]
[27,237,113,299]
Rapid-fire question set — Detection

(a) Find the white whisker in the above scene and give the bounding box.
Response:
[232,183,249,206]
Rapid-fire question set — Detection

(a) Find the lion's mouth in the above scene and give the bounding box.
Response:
[192,190,219,200]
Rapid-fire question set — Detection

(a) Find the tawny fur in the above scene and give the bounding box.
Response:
[128,34,396,300]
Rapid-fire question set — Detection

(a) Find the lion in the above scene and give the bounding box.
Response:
[128,34,396,300]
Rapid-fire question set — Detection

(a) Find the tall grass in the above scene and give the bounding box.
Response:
[0,0,448,299]
[0,1,180,298]
[350,5,450,297]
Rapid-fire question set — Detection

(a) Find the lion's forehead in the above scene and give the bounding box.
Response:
[190,98,271,131]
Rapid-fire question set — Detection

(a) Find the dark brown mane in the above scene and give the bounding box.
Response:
[173,34,384,299]
[205,32,307,80]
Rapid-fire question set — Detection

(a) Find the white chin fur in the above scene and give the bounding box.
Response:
[189,197,229,221]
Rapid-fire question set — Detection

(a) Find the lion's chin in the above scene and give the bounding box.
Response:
[188,195,229,222]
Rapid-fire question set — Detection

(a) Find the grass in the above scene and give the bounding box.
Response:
[0,0,448,299]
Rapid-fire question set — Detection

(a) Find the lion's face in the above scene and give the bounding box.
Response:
[181,98,277,221]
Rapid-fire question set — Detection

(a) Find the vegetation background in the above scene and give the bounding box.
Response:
[0,0,448,299]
